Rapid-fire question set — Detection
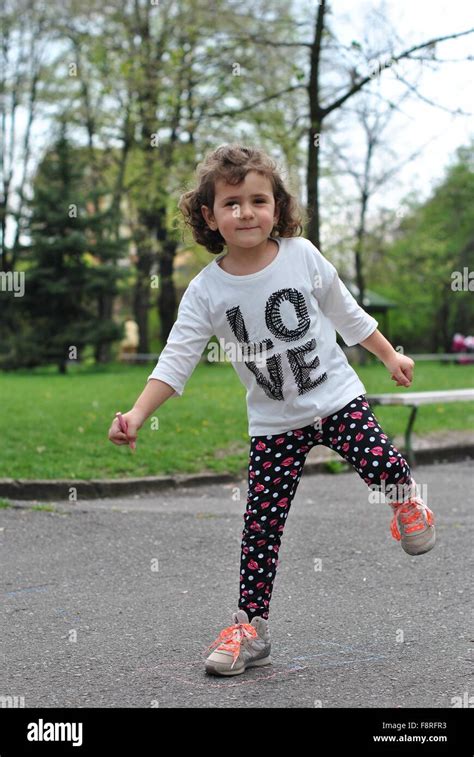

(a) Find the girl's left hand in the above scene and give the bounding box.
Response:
[383,352,415,388]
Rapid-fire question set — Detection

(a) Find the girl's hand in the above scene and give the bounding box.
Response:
[108,409,144,451]
[383,352,415,388]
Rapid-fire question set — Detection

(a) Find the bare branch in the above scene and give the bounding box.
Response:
[323,28,474,117]
[392,69,472,117]
[220,33,312,48]
[203,84,307,119]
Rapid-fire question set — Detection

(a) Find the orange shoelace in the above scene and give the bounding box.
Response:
[390,497,434,541]
[206,622,258,669]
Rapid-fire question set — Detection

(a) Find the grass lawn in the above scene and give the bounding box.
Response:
[1,359,473,480]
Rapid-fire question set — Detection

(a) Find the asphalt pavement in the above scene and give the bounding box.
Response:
[1,461,472,708]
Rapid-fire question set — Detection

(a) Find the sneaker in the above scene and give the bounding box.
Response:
[204,609,271,676]
[389,495,436,555]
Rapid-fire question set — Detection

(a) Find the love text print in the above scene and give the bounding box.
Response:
[226,288,328,400]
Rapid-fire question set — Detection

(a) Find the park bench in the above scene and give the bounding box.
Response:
[118,352,214,364]
[409,353,474,365]
[118,353,158,362]
[366,388,474,466]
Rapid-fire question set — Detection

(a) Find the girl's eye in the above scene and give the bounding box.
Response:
[225,199,266,206]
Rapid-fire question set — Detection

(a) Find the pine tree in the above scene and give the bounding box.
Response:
[19,118,126,373]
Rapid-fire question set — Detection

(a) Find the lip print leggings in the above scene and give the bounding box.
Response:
[238,394,417,621]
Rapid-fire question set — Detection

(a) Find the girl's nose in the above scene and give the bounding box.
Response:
[240,205,254,218]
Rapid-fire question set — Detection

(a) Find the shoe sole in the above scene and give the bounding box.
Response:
[205,655,272,676]
[401,525,436,555]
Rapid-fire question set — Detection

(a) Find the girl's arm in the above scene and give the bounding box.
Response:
[109,280,214,449]
[359,328,397,364]
[108,379,176,448]
[146,279,214,396]
[132,379,177,425]
[310,246,379,347]
[360,328,414,388]
[307,242,414,388]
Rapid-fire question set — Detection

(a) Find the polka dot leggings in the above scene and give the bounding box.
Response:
[238,394,416,621]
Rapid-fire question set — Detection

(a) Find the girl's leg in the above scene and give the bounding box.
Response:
[315,393,417,504]
[238,425,316,621]
[315,394,435,553]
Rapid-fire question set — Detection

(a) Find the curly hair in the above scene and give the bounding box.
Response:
[177,143,306,254]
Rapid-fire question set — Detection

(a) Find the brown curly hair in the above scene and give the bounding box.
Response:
[177,143,305,254]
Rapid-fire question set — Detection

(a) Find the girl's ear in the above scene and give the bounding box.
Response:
[273,203,280,227]
[201,204,217,230]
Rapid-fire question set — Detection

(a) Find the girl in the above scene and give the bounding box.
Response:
[108,143,435,677]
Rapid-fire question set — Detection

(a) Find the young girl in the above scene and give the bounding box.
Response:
[108,143,435,677]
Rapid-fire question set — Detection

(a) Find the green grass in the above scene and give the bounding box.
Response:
[0,499,60,512]
[1,359,473,480]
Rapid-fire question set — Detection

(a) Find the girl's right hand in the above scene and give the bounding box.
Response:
[108,409,144,450]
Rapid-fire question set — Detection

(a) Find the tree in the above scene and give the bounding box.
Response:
[374,140,474,352]
[14,119,125,373]
[0,0,48,273]
[208,0,474,251]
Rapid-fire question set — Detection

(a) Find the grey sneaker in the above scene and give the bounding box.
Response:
[389,495,436,555]
[205,609,271,676]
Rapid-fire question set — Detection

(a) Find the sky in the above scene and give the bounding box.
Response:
[311,0,473,215]
[5,0,474,246]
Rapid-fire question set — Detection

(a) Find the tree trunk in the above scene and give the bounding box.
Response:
[305,2,326,248]
[158,237,178,341]
[431,295,450,353]
[133,250,154,354]
[94,294,114,363]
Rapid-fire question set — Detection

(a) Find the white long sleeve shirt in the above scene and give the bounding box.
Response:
[147,235,378,436]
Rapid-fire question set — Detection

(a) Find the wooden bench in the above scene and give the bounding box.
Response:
[408,353,474,363]
[118,352,158,363]
[366,389,474,466]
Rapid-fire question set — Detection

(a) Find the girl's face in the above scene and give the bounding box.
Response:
[201,170,279,251]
